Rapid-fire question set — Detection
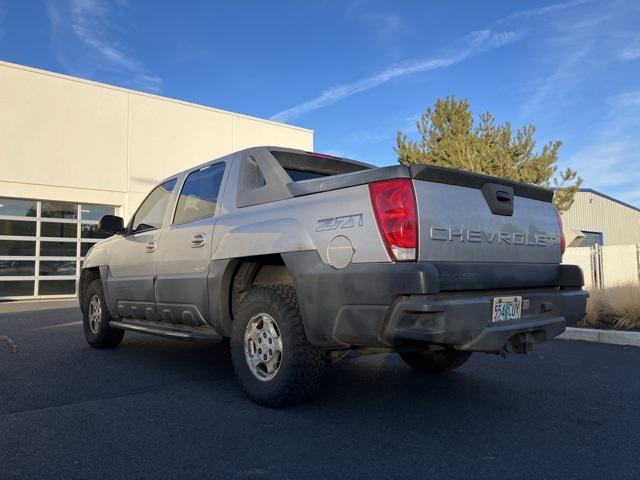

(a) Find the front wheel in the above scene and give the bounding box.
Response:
[230,285,325,408]
[399,348,471,373]
[82,279,124,349]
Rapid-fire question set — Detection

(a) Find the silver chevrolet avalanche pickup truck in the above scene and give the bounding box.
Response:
[79,147,587,407]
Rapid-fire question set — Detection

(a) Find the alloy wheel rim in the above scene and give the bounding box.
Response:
[244,313,283,382]
[88,295,102,334]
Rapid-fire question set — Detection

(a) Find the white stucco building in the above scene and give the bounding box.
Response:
[0,61,313,299]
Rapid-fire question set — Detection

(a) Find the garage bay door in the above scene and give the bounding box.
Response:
[0,197,116,300]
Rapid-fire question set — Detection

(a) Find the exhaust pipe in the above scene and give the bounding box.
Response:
[501,333,534,356]
[510,333,534,354]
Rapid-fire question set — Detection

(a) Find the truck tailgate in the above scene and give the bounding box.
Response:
[412,167,561,264]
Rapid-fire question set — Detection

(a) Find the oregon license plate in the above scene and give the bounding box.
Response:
[492,296,523,322]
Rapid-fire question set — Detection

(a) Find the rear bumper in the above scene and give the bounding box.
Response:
[383,289,586,352]
[282,252,588,351]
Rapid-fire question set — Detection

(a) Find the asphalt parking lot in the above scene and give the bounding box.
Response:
[2,301,640,479]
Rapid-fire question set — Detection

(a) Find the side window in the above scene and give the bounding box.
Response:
[174,163,225,225]
[131,179,177,233]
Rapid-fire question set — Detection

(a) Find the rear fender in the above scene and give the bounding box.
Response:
[213,218,315,259]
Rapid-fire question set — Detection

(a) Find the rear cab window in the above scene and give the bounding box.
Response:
[282,169,328,182]
[271,150,370,182]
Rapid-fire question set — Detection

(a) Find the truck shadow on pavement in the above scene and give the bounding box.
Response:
[4,318,633,479]
[113,334,567,423]
[1,311,615,436]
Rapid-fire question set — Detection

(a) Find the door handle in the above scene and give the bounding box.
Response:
[191,233,206,248]
[145,240,157,253]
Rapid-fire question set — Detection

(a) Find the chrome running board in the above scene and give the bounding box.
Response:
[110,319,223,342]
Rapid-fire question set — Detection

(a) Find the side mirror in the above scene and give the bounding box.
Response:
[99,215,125,235]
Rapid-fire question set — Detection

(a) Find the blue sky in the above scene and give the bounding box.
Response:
[1,0,639,205]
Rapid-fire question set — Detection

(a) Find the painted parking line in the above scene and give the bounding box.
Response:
[33,321,83,331]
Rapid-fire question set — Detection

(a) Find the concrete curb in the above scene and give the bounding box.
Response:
[558,327,640,347]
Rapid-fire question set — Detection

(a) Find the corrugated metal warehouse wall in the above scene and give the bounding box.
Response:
[561,190,640,246]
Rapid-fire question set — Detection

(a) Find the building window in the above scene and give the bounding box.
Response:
[81,204,116,222]
[0,260,35,276]
[81,223,110,239]
[0,198,37,217]
[80,242,95,257]
[0,281,35,297]
[0,196,116,299]
[0,240,36,256]
[40,241,78,257]
[0,220,37,236]
[39,280,77,295]
[578,231,603,247]
[41,201,78,219]
[41,222,78,238]
[39,260,77,276]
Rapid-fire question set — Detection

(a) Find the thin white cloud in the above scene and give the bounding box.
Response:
[516,0,638,121]
[565,139,640,206]
[401,112,422,134]
[615,189,640,206]
[341,0,366,21]
[45,0,162,93]
[347,128,393,146]
[363,12,403,42]
[565,141,637,189]
[563,89,640,205]
[519,39,594,118]
[271,0,589,123]
[509,0,640,206]
[271,30,519,123]
[609,90,640,110]
[336,112,422,151]
[617,37,640,61]
[496,0,593,24]
[322,149,357,159]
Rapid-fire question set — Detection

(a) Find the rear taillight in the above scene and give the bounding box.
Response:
[555,208,566,255]
[369,179,418,262]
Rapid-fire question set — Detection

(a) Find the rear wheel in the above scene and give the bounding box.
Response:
[231,285,325,408]
[82,279,124,349]
[399,348,470,373]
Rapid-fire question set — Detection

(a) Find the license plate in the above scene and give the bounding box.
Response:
[492,296,523,322]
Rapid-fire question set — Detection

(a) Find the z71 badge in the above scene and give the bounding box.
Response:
[316,214,364,232]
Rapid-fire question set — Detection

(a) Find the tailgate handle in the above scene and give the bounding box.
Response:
[496,191,512,202]
[481,183,514,216]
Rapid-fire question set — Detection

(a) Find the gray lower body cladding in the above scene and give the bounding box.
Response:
[384,290,584,352]
[283,251,587,351]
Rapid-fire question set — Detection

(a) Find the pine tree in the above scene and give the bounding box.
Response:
[395,96,582,211]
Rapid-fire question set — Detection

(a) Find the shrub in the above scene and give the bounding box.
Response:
[580,284,640,331]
